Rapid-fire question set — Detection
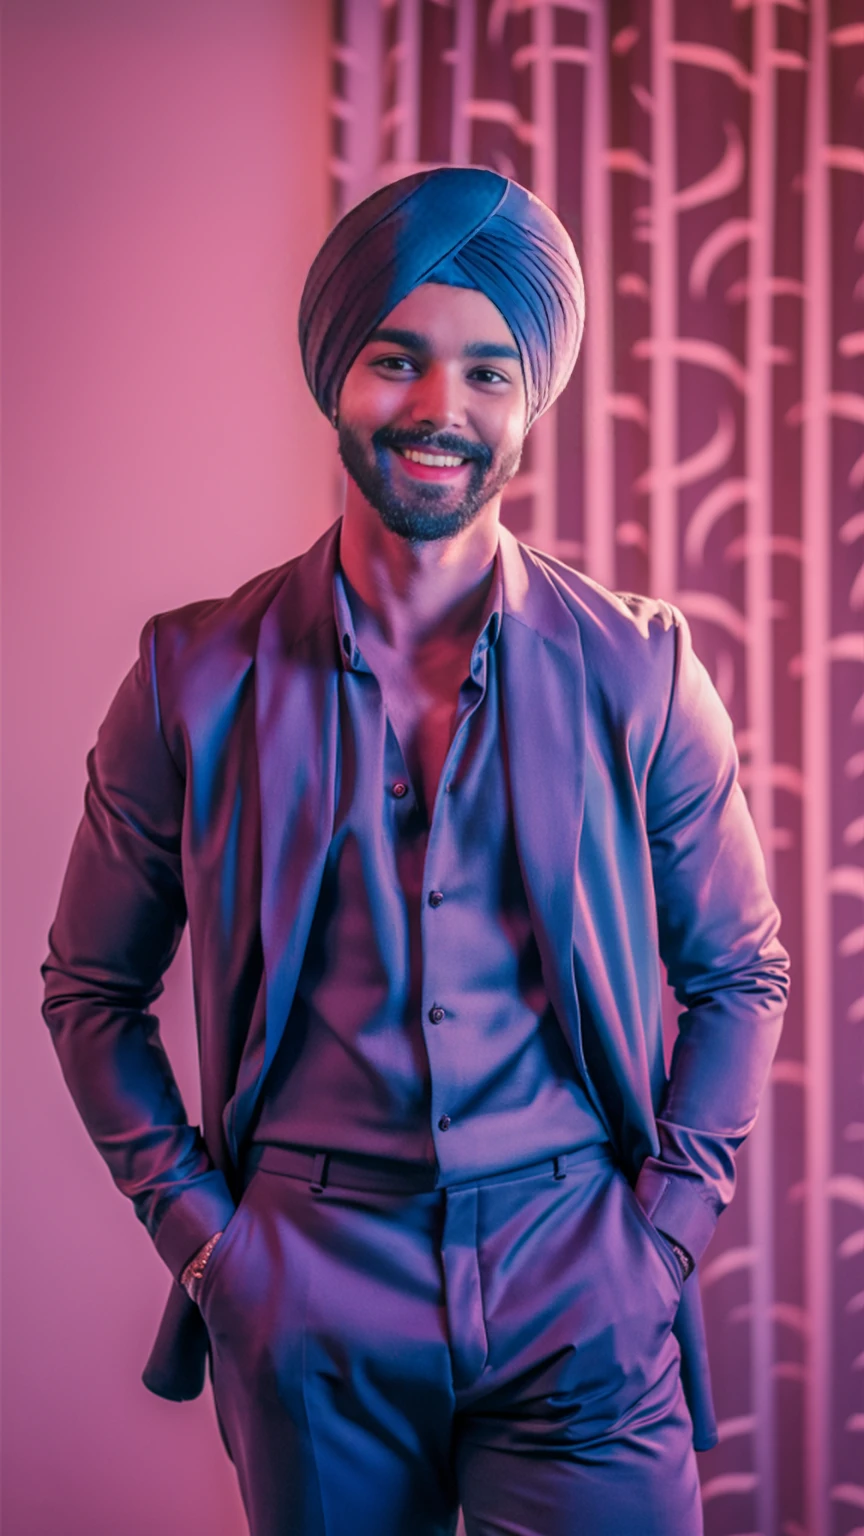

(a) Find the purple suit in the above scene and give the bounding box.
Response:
[42,519,789,1461]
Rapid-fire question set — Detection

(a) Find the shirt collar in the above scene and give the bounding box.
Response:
[469,546,503,674]
[333,564,366,672]
[333,540,504,676]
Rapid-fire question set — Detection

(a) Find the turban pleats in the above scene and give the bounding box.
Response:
[298,167,584,428]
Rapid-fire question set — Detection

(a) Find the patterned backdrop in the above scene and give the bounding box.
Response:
[327,3,863,1534]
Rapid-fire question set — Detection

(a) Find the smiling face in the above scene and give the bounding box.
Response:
[335,283,528,543]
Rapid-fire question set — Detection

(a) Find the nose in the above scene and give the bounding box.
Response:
[407,362,466,432]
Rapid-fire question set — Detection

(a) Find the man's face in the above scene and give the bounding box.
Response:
[336,283,528,543]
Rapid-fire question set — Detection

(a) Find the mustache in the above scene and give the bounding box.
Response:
[372,425,492,470]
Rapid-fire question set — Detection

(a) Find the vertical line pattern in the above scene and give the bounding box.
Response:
[582,0,614,587]
[397,0,421,169]
[649,0,677,602]
[330,9,853,1528]
[802,2,832,1532]
[450,0,476,166]
[746,6,778,1533]
[530,1,558,551]
[341,0,383,214]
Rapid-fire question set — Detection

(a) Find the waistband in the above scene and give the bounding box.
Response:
[245,1141,614,1195]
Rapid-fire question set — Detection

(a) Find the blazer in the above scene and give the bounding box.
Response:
[41,519,789,1453]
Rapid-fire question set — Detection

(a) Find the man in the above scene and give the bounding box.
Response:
[42,168,789,1536]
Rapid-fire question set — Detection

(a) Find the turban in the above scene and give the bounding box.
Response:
[298,167,585,429]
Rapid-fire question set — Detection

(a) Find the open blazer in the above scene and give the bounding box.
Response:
[42,520,790,1453]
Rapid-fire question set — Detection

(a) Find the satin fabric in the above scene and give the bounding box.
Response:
[201,1148,703,1536]
[253,558,604,1173]
[297,168,585,427]
[41,520,790,1450]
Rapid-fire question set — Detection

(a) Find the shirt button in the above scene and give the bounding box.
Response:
[428,890,444,907]
[428,1005,445,1024]
[392,781,409,799]
[438,1114,451,1131]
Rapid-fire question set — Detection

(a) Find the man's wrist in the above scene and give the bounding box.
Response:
[180,1231,223,1305]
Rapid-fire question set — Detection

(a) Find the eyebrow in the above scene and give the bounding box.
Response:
[367,327,521,363]
[463,340,522,362]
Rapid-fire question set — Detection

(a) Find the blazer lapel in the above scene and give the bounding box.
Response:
[497,529,602,1116]
[227,520,343,1153]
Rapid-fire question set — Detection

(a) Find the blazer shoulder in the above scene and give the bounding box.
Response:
[151,520,342,681]
[143,558,302,754]
[152,558,296,661]
[519,540,679,655]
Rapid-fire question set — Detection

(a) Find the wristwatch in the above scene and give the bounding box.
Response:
[660,1232,694,1281]
[180,1231,224,1305]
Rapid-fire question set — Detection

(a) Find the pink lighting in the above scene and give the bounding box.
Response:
[3,3,862,1534]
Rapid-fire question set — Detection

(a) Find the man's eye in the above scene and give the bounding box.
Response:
[374,355,417,373]
[470,367,508,385]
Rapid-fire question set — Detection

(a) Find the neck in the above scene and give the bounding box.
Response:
[338,481,501,650]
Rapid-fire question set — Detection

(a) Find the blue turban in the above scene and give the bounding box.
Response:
[298,167,585,429]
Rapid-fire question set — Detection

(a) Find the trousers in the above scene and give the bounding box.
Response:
[197,1143,703,1536]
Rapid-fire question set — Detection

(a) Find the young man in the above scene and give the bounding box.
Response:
[42,168,789,1536]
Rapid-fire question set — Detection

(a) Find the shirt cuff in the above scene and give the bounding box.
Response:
[633,1161,718,1266]
[152,1171,237,1281]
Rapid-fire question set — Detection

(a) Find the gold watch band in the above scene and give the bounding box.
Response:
[180,1230,224,1304]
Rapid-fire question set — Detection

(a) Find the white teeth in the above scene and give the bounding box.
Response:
[401,449,466,468]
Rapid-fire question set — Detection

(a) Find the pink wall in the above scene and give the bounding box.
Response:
[1,3,334,1532]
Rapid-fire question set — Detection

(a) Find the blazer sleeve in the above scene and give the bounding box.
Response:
[636,607,790,1263]
[41,615,237,1280]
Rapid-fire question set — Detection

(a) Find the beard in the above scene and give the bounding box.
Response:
[337,421,522,543]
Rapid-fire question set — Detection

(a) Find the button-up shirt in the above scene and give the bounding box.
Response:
[251,548,605,1180]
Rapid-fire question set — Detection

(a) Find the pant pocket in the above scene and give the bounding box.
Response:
[617,1170,684,1304]
[197,1177,258,1328]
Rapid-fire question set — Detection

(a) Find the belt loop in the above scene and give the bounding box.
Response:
[310,1151,330,1193]
[553,1155,566,1181]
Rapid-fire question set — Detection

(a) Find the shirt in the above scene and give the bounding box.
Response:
[251,548,605,1180]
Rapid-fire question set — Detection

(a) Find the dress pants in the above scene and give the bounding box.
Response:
[197,1144,703,1536]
